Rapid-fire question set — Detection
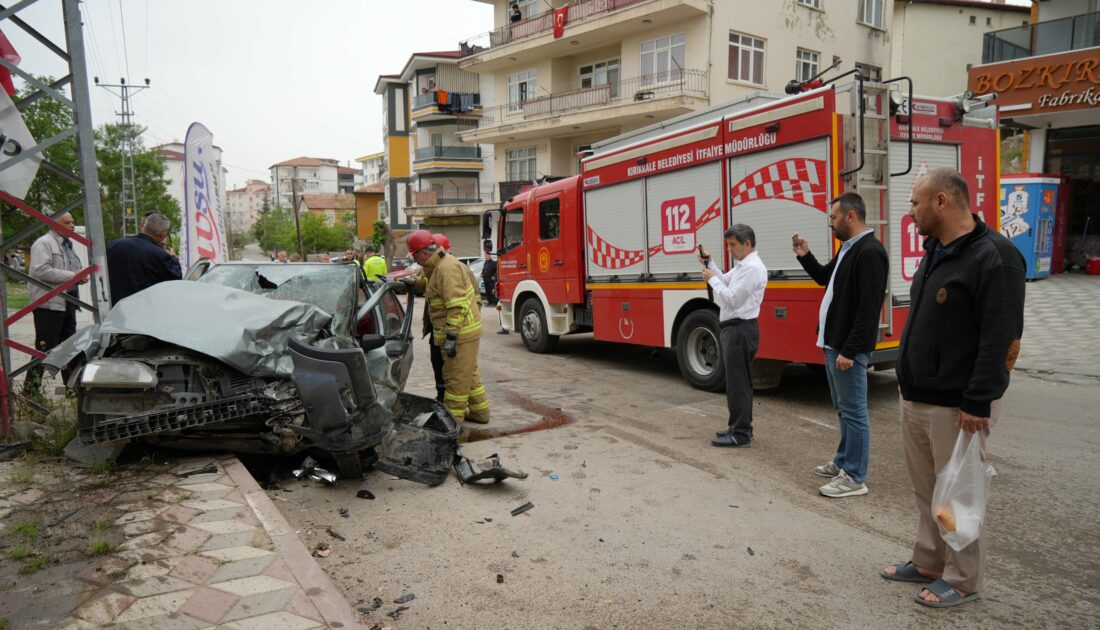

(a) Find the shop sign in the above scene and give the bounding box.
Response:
[967,48,1100,114]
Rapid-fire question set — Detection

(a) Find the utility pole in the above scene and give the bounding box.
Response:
[96,77,150,235]
[291,166,303,258]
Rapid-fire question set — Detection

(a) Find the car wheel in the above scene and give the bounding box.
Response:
[676,309,725,392]
[332,451,364,480]
[518,299,558,353]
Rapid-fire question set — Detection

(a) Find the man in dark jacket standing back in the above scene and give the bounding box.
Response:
[793,192,888,498]
[880,168,1024,609]
[106,212,182,304]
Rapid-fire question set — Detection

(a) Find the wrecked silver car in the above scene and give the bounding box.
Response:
[46,262,432,479]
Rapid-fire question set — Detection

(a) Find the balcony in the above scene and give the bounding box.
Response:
[458,0,710,72]
[413,145,484,173]
[411,91,482,122]
[459,69,709,143]
[982,11,1100,64]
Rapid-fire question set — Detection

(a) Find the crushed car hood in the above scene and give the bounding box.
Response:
[46,280,333,378]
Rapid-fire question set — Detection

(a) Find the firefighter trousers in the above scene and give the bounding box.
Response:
[441,338,490,424]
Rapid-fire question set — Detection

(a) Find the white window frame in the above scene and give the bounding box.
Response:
[506,146,537,182]
[515,0,537,19]
[728,31,765,85]
[858,0,884,29]
[507,68,537,113]
[798,0,821,9]
[579,58,621,98]
[796,48,819,83]
[855,62,882,82]
[640,33,686,88]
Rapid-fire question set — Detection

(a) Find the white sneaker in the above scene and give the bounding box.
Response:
[813,461,841,478]
[819,471,868,498]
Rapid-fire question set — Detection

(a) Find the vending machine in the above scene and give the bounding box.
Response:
[1000,174,1059,280]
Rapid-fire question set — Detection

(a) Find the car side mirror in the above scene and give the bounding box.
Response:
[359,334,386,351]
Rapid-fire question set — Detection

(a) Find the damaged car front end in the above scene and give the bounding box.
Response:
[46,262,427,478]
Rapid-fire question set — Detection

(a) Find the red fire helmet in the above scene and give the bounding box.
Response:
[405,229,434,254]
[432,233,451,251]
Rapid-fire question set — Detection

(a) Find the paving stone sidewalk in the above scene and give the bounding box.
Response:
[0,455,363,629]
[1016,273,1100,378]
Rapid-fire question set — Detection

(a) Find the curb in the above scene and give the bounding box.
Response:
[221,457,365,629]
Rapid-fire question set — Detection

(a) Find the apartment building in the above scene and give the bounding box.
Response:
[226,179,272,234]
[356,151,386,186]
[337,166,358,194]
[269,157,339,208]
[298,193,356,226]
[969,0,1100,264]
[156,142,226,229]
[892,0,1030,97]
[457,0,892,186]
[375,50,496,253]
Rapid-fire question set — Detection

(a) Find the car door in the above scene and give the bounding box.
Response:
[355,279,415,405]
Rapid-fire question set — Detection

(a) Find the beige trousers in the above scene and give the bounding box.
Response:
[442,338,490,424]
[901,397,1000,593]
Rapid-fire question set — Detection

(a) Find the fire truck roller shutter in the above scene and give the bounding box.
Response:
[585,180,647,279]
[725,138,832,275]
[645,161,724,279]
[887,142,958,301]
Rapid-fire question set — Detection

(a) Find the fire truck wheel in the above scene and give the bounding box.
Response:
[675,309,725,392]
[518,299,559,353]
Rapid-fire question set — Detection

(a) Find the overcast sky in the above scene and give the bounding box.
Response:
[9,0,493,188]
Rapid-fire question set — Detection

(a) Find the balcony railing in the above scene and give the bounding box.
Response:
[410,183,498,207]
[460,0,648,53]
[414,146,482,161]
[474,69,708,127]
[413,91,482,109]
[982,11,1100,64]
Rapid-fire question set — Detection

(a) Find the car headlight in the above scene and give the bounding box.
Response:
[81,360,158,389]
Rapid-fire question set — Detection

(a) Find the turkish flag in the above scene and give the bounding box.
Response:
[0,28,21,97]
[553,5,569,39]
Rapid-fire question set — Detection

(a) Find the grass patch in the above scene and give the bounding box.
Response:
[7,545,31,560]
[93,514,111,533]
[5,283,28,310]
[9,468,33,485]
[13,521,40,540]
[0,616,10,629]
[17,554,47,575]
[90,460,116,474]
[19,397,79,457]
[87,538,115,556]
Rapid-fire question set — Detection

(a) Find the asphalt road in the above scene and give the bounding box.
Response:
[276,303,1099,629]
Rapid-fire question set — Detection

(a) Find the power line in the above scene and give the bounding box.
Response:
[104,0,125,80]
[117,0,132,79]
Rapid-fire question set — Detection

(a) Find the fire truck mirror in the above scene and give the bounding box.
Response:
[774,307,788,319]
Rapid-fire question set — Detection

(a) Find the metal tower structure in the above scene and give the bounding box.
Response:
[0,0,109,436]
[96,77,149,236]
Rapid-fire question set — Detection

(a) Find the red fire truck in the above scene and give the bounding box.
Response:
[490,78,999,390]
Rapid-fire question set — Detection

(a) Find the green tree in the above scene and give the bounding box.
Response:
[253,206,297,254]
[2,78,81,243]
[94,123,180,243]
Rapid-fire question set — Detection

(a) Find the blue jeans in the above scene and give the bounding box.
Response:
[823,348,871,483]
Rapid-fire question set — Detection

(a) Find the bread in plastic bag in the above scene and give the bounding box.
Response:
[931,430,997,552]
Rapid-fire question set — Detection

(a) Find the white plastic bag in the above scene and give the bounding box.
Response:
[931,430,997,552]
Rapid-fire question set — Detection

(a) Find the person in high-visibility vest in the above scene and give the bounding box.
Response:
[362,244,387,281]
[406,230,489,424]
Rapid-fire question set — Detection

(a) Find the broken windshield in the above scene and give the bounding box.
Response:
[198,263,359,338]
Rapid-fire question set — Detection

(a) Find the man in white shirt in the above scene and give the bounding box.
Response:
[700,224,768,448]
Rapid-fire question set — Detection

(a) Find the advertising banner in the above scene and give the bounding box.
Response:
[182,122,228,268]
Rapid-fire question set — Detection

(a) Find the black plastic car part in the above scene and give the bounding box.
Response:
[373,394,459,486]
[79,391,269,444]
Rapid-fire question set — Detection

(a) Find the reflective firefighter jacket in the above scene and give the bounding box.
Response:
[421,249,482,344]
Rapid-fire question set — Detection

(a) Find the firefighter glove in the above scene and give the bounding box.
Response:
[443,334,457,358]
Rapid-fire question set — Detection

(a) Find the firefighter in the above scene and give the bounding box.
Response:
[362,244,387,281]
[406,230,490,424]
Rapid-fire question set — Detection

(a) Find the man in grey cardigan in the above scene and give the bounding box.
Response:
[24,213,87,397]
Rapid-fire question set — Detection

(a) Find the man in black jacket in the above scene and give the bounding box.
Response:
[880,168,1024,609]
[794,192,888,498]
[106,212,182,304]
